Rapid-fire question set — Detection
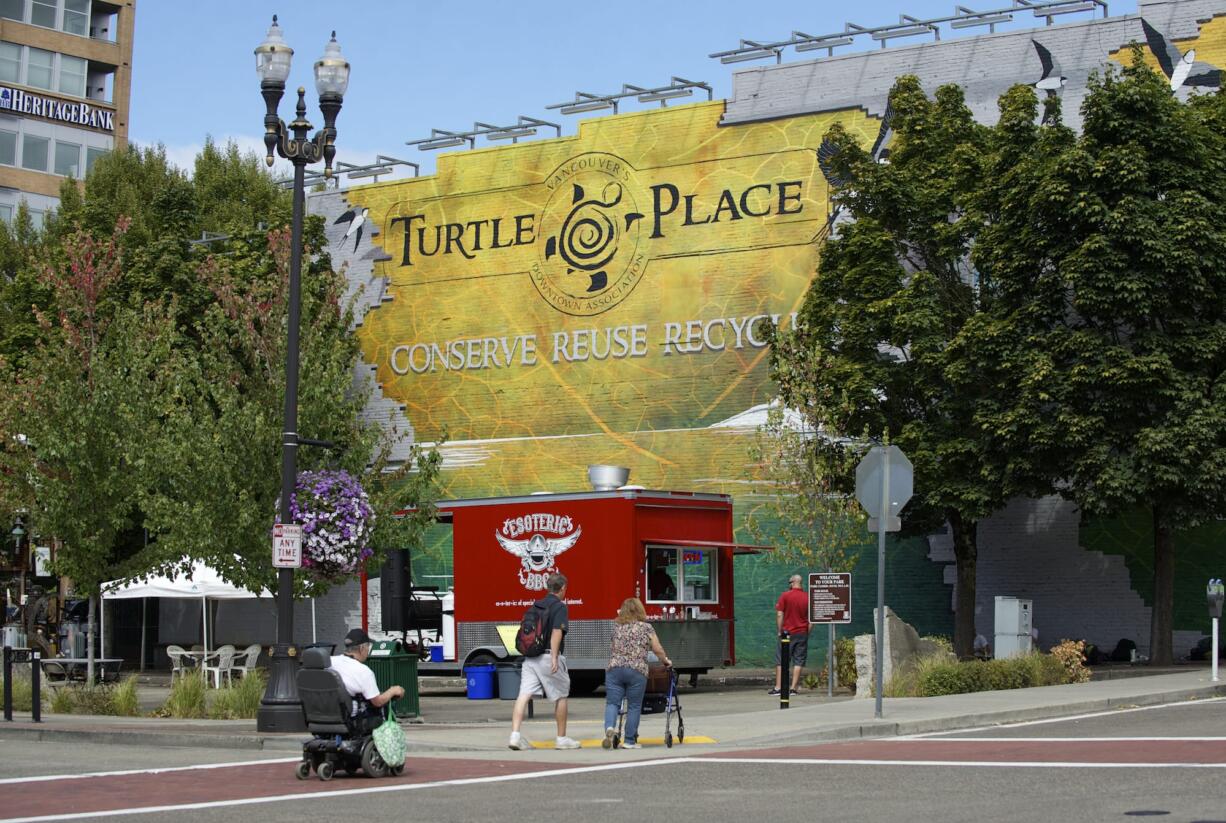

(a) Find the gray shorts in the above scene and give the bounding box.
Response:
[775,632,810,668]
[519,653,570,702]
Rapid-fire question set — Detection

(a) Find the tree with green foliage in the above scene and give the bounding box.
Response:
[0,222,183,683]
[141,219,440,596]
[772,76,1010,658]
[2,141,441,644]
[746,406,864,574]
[962,53,1226,665]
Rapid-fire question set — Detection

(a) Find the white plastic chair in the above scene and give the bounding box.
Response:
[202,644,236,688]
[230,643,263,679]
[166,644,192,681]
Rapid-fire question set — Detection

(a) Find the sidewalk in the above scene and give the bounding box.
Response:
[2,668,1222,758]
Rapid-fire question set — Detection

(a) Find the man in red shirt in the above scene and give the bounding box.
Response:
[770,574,810,695]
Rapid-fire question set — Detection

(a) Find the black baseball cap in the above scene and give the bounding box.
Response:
[344,628,373,648]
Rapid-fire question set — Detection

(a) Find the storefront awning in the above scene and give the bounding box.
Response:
[640,537,773,555]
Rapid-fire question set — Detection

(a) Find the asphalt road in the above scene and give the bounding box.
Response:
[1,697,1223,823]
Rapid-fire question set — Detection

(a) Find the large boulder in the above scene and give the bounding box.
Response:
[854,607,953,698]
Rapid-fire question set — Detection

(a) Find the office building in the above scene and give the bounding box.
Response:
[0,0,133,227]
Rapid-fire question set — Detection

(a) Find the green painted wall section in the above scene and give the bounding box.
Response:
[1081,510,1226,631]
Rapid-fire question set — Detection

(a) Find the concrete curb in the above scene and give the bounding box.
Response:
[735,681,1226,748]
[4,678,1220,755]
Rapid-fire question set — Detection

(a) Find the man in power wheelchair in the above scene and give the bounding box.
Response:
[295,628,406,781]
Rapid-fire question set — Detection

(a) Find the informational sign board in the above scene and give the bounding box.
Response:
[808,572,852,624]
[272,523,303,569]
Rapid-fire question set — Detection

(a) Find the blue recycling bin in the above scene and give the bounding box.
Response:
[464,664,496,699]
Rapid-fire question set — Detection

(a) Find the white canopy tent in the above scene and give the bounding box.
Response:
[101,560,271,664]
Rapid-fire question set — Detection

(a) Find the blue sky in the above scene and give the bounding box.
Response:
[129,0,1138,179]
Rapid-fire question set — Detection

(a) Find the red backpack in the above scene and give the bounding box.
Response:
[515,601,551,657]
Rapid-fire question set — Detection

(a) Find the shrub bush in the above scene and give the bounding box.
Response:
[160,673,207,718]
[835,636,856,691]
[0,672,40,711]
[815,636,859,692]
[1049,639,1091,683]
[913,652,1076,697]
[47,679,139,715]
[111,676,141,716]
[208,671,267,719]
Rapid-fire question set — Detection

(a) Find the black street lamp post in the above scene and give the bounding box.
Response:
[253,16,349,733]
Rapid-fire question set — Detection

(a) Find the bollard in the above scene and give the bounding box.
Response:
[3,646,11,722]
[779,631,790,709]
[31,651,40,723]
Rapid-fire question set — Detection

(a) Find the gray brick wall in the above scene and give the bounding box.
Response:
[723,0,1226,133]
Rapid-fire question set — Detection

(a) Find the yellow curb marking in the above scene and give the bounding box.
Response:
[529,735,717,749]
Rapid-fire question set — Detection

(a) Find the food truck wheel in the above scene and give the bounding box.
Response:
[465,652,497,668]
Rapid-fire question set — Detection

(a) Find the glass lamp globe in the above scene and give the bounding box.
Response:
[314,32,350,97]
[255,15,293,84]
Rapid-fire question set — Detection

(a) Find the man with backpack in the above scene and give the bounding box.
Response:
[508,573,580,750]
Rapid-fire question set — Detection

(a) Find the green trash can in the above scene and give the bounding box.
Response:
[364,640,420,718]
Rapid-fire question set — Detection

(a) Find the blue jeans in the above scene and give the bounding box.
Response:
[604,667,647,744]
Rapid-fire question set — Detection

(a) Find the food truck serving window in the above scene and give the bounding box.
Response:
[645,545,717,604]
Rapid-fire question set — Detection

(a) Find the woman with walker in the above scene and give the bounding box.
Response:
[603,597,671,750]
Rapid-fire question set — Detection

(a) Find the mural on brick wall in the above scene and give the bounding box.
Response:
[319,0,1226,665]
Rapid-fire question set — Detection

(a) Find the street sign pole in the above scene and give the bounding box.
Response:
[828,622,835,697]
[855,444,912,721]
[874,449,889,719]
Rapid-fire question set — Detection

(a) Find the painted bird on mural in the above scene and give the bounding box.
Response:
[1141,19,1221,91]
[1032,40,1067,92]
[1031,41,1067,125]
[334,206,369,252]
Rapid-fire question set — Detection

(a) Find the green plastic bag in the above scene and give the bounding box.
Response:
[372,709,407,768]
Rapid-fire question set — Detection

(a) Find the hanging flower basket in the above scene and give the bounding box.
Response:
[290,469,375,579]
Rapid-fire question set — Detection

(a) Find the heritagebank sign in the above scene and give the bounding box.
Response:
[0,86,114,132]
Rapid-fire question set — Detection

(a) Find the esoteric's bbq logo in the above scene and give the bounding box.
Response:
[495,512,582,591]
[530,152,646,316]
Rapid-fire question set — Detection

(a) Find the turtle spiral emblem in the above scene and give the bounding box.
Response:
[532,152,646,316]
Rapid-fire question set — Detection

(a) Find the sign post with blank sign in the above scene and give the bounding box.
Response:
[854,445,913,719]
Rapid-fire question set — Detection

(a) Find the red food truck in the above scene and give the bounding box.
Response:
[374,477,762,691]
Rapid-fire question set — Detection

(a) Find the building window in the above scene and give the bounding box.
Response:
[27,207,44,230]
[53,140,78,176]
[0,129,15,165]
[21,133,47,171]
[0,204,12,225]
[58,54,86,97]
[30,0,55,29]
[85,145,106,174]
[26,47,53,90]
[63,0,87,36]
[0,0,22,22]
[0,42,18,84]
